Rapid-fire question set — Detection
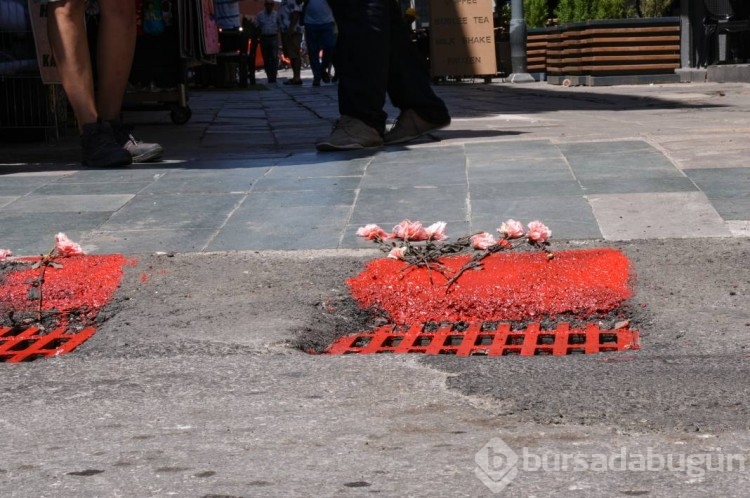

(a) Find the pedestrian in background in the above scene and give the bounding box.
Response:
[302,0,336,87]
[44,0,163,166]
[253,0,281,83]
[279,0,304,85]
[316,0,450,151]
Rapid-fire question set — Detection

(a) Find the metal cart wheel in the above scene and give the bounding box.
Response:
[169,105,192,125]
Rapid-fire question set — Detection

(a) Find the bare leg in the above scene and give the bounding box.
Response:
[95,0,136,121]
[47,0,97,131]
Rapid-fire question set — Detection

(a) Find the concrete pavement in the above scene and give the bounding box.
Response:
[2,74,750,255]
[2,74,750,497]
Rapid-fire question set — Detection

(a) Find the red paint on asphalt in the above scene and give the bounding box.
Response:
[346,248,633,324]
[0,254,129,324]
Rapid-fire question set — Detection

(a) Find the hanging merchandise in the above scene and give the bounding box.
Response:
[143,0,166,35]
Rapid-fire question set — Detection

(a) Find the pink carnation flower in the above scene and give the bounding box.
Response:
[0,248,12,261]
[527,221,552,243]
[356,224,388,240]
[498,219,525,239]
[391,220,429,241]
[425,221,448,241]
[387,246,407,260]
[54,232,85,257]
[470,232,496,250]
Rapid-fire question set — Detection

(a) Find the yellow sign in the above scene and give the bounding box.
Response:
[429,0,497,77]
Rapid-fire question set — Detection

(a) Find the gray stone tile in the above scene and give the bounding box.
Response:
[213,203,352,250]
[351,186,468,224]
[81,229,217,254]
[243,189,357,208]
[557,140,654,156]
[685,168,750,198]
[0,175,64,195]
[588,192,731,240]
[140,169,266,194]
[562,142,682,182]
[224,203,352,229]
[579,177,698,195]
[267,158,370,178]
[0,212,111,256]
[0,194,134,213]
[33,182,153,195]
[467,155,568,170]
[54,169,170,183]
[470,196,601,240]
[471,180,584,198]
[0,196,18,208]
[568,153,681,179]
[371,146,466,165]
[252,176,361,192]
[469,164,575,184]
[208,224,343,251]
[708,198,750,220]
[100,193,243,230]
[465,140,562,161]
[361,161,466,188]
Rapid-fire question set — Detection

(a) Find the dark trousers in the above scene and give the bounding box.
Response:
[305,22,336,83]
[259,34,279,82]
[327,0,449,134]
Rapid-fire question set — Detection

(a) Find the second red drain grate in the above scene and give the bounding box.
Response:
[327,322,640,356]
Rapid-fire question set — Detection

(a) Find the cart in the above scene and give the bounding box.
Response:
[122,0,221,124]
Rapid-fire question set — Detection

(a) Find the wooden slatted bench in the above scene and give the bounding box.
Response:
[531,17,681,86]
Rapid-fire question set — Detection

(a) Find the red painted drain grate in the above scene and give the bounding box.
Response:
[326,322,639,356]
[0,326,96,363]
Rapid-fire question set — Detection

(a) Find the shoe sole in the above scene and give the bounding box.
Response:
[131,146,164,163]
[315,141,382,152]
[384,122,450,145]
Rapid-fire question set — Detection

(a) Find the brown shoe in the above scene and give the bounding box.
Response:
[384,109,450,145]
[315,116,383,151]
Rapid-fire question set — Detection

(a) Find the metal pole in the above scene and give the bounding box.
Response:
[508,0,534,82]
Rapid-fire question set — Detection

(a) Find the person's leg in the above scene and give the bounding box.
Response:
[305,24,323,84]
[320,22,336,82]
[327,0,388,132]
[95,0,136,120]
[96,0,163,162]
[268,36,279,81]
[382,2,449,144]
[281,32,302,84]
[46,0,97,130]
[290,32,302,82]
[385,4,449,126]
[315,0,386,150]
[260,38,274,80]
[282,32,302,85]
[47,0,131,166]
